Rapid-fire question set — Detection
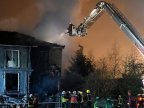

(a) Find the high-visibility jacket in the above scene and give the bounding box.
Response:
[61,96,68,103]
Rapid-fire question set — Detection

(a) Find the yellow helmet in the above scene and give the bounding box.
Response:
[86,89,90,93]
[78,91,83,95]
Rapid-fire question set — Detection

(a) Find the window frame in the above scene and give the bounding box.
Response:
[4,72,20,93]
[6,49,20,68]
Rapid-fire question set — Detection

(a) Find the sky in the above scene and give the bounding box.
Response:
[74,0,144,58]
[0,0,144,68]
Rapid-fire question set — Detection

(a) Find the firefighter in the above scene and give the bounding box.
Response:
[94,97,100,108]
[117,95,123,108]
[28,94,34,108]
[86,89,92,108]
[77,91,84,108]
[61,91,68,108]
[127,90,132,108]
[70,91,78,108]
[67,91,71,108]
[65,91,71,108]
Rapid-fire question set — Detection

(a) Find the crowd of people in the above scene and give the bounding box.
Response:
[27,90,116,108]
[61,90,92,108]
[26,90,92,108]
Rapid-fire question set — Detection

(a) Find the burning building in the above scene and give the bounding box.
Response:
[0,31,64,97]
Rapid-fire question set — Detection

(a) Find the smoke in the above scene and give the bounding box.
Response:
[32,0,77,41]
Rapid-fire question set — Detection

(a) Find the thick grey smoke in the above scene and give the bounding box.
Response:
[32,0,77,42]
[0,0,77,42]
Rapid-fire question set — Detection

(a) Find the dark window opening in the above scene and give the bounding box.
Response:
[6,73,18,92]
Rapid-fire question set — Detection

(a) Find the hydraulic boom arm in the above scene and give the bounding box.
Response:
[67,1,144,54]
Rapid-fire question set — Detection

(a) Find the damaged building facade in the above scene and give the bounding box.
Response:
[0,31,64,97]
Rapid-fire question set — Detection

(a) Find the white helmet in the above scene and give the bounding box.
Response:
[73,91,76,94]
[62,91,66,95]
[29,94,33,97]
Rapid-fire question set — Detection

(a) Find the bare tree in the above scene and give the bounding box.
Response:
[107,43,122,78]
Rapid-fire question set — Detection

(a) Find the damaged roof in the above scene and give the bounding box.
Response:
[0,31,65,48]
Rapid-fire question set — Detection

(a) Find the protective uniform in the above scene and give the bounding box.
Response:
[118,95,123,108]
[77,91,84,108]
[70,91,78,108]
[86,90,92,108]
[94,97,100,108]
[28,94,34,108]
[61,91,68,108]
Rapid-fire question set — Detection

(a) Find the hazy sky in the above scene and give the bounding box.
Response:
[0,0,144,68]
[74,0,144,58]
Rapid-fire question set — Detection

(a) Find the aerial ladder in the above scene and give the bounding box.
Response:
[67,1,144,55]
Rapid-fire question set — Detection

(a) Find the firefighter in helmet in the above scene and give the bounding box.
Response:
[28,94,34,108]
[61,91,69,108]
[86,89,92,108]
[77,91,84,108]
[70,91,78,108]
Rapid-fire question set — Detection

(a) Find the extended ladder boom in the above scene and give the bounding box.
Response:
[67,1,144,54]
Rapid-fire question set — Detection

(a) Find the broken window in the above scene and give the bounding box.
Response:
[5,73,19,92]
[6,50,20,68]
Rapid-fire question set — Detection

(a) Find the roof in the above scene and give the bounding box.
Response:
[0,31,65,48]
